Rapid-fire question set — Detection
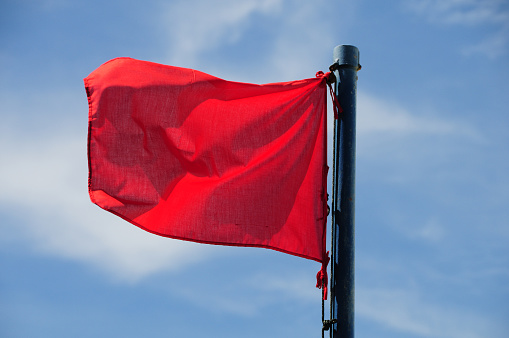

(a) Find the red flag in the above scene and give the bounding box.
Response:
[85,57,328,268]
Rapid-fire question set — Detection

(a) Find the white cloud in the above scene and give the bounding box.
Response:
[354,90,482,168]
[357,286,505,337]
[171,270,321,317]
[387,216,447,243]
[411,218,446,242]
[159,0,338,83]
[247,271,319,301]
[406,0,509,25]
[266,1,335,81]
[357,91,479,137]
[405,0,509,58]
[461,24,509,58]
[161,0,283,67]
[174,283,263,317]
[0,122,220,282]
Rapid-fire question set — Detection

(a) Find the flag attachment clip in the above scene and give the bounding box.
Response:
[322,319,337,331]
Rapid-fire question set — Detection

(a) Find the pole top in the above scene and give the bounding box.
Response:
[333,45,360,70]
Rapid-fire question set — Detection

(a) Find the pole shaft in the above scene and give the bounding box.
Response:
[331,45,359,338]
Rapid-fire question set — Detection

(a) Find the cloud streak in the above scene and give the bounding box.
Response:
[357,286,505,338]
[357,91,480,137]
[405,0,509,25]
[0,120,220,282]
[161,0,283,67]
[159,0,336,83]
[404,0,509,58]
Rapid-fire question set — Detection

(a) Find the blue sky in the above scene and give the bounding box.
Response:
[1,0,508,337]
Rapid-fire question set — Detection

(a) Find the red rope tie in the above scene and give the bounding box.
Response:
[316,251,330,300]
[316,71,342,119]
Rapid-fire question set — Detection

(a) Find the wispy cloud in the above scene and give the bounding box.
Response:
[247,271,319,302]
[354,90,483,182]
[357,91,480,137]
[159,0,336,83]
[265,0,335,81]
[389,216,447,243]
[160,0,283,67]
[405,0,509,25]
[0,118,220,282]
[192,273,319,318]
[461,24,509,58]
[357,286,505,337]
[404,0,509,58]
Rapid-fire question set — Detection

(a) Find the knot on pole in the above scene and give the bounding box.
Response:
[316,70,342,119]
[316,251,330,300]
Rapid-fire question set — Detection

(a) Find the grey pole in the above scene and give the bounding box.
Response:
[331,45,359,338]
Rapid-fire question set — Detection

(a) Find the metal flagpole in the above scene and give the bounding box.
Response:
[330,45,360,338]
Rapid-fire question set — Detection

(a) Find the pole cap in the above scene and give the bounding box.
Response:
[333,45,360,70]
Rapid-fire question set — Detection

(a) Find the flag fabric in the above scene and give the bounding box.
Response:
[85,57,329,272]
